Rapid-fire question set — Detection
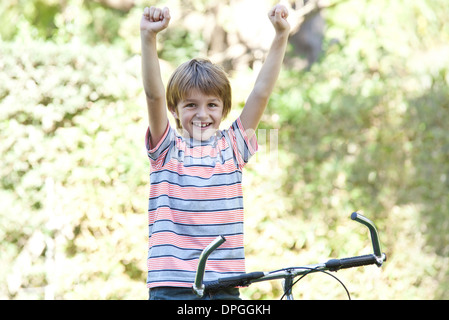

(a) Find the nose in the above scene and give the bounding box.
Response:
[196,105,207,119]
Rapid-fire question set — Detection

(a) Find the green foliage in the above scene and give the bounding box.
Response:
[1,0,449,299]
[245,0,449,299]
[0,39,148,299]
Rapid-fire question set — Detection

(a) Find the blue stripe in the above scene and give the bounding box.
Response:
[147,270,244,276]
[148,244,244,260]
[149,195,243,202]
[147,269,244,284]
[150,169,242,187]
[149,221,244,239]
[150,179,241,188]
[150,229,243,238]
[147,204,244,213]
[149,219,243,228]
[176,152,233,162]
[149,243,243,251]
[150,169,242,179]
[149,254,244,261]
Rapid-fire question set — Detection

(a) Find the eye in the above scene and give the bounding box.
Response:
[184,103,196,108]
[208,103,218,108]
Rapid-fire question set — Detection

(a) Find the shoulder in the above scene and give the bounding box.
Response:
[146,123,182,164]
[224,118,258,152]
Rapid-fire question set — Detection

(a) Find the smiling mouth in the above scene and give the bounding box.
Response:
[193,122,212,129]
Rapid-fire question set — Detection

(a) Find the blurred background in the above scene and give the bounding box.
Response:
[1,0,448,300]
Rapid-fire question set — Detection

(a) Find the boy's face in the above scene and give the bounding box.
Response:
[172,89,224,141]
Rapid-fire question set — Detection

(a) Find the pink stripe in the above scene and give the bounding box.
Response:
[149,146,170,170]
[181,138,229,158]
[149,232,243,249]
[154,157,237,178]
[148,207,244,225]
[149,182,242,200]
[148,256,245,273]
[147,282,196,289]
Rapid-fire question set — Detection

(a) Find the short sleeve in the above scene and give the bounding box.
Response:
[227,117,258,169]
[145,123,175,168]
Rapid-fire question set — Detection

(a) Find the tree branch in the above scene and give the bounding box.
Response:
[289,0,350,35]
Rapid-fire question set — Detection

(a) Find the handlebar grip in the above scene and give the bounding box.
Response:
[204,272,265,292]
[203,279,230,292]
[325,254,378,271]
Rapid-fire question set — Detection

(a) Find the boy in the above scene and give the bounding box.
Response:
[141,4,290,300]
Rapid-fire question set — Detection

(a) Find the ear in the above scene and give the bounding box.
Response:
[170,108,179,120]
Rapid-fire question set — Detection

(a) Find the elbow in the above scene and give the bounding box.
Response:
[145,91,165,103]
[250,87,271,104]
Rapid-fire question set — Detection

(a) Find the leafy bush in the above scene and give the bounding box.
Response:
[0,39,149,299]
[242,0,449,299]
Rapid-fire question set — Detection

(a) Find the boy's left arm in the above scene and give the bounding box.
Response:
[240,4,290,138]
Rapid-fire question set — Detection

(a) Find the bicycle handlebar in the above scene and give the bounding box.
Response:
[350,212,383,258]
[192,212,387,298]
[192,235,226,297]
[325,254,381,271]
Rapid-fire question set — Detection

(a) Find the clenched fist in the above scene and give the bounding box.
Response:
[140,6,171,35]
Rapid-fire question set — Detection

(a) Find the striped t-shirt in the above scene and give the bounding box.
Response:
[145,117,258,288]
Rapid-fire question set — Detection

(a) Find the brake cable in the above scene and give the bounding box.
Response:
[278,266,351,300]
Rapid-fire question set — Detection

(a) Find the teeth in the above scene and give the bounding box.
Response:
[193,123,210,128]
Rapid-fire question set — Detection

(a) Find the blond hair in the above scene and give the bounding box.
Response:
[166,58,232,129]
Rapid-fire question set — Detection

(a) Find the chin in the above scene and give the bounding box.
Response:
[192,129,217,141]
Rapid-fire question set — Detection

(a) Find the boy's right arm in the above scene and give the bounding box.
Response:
[140,6,171,147]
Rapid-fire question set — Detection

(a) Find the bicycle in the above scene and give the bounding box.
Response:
[192,212,387,300]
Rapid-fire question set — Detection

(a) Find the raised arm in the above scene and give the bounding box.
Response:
[140,6,171,147]
[239,4,290,138]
